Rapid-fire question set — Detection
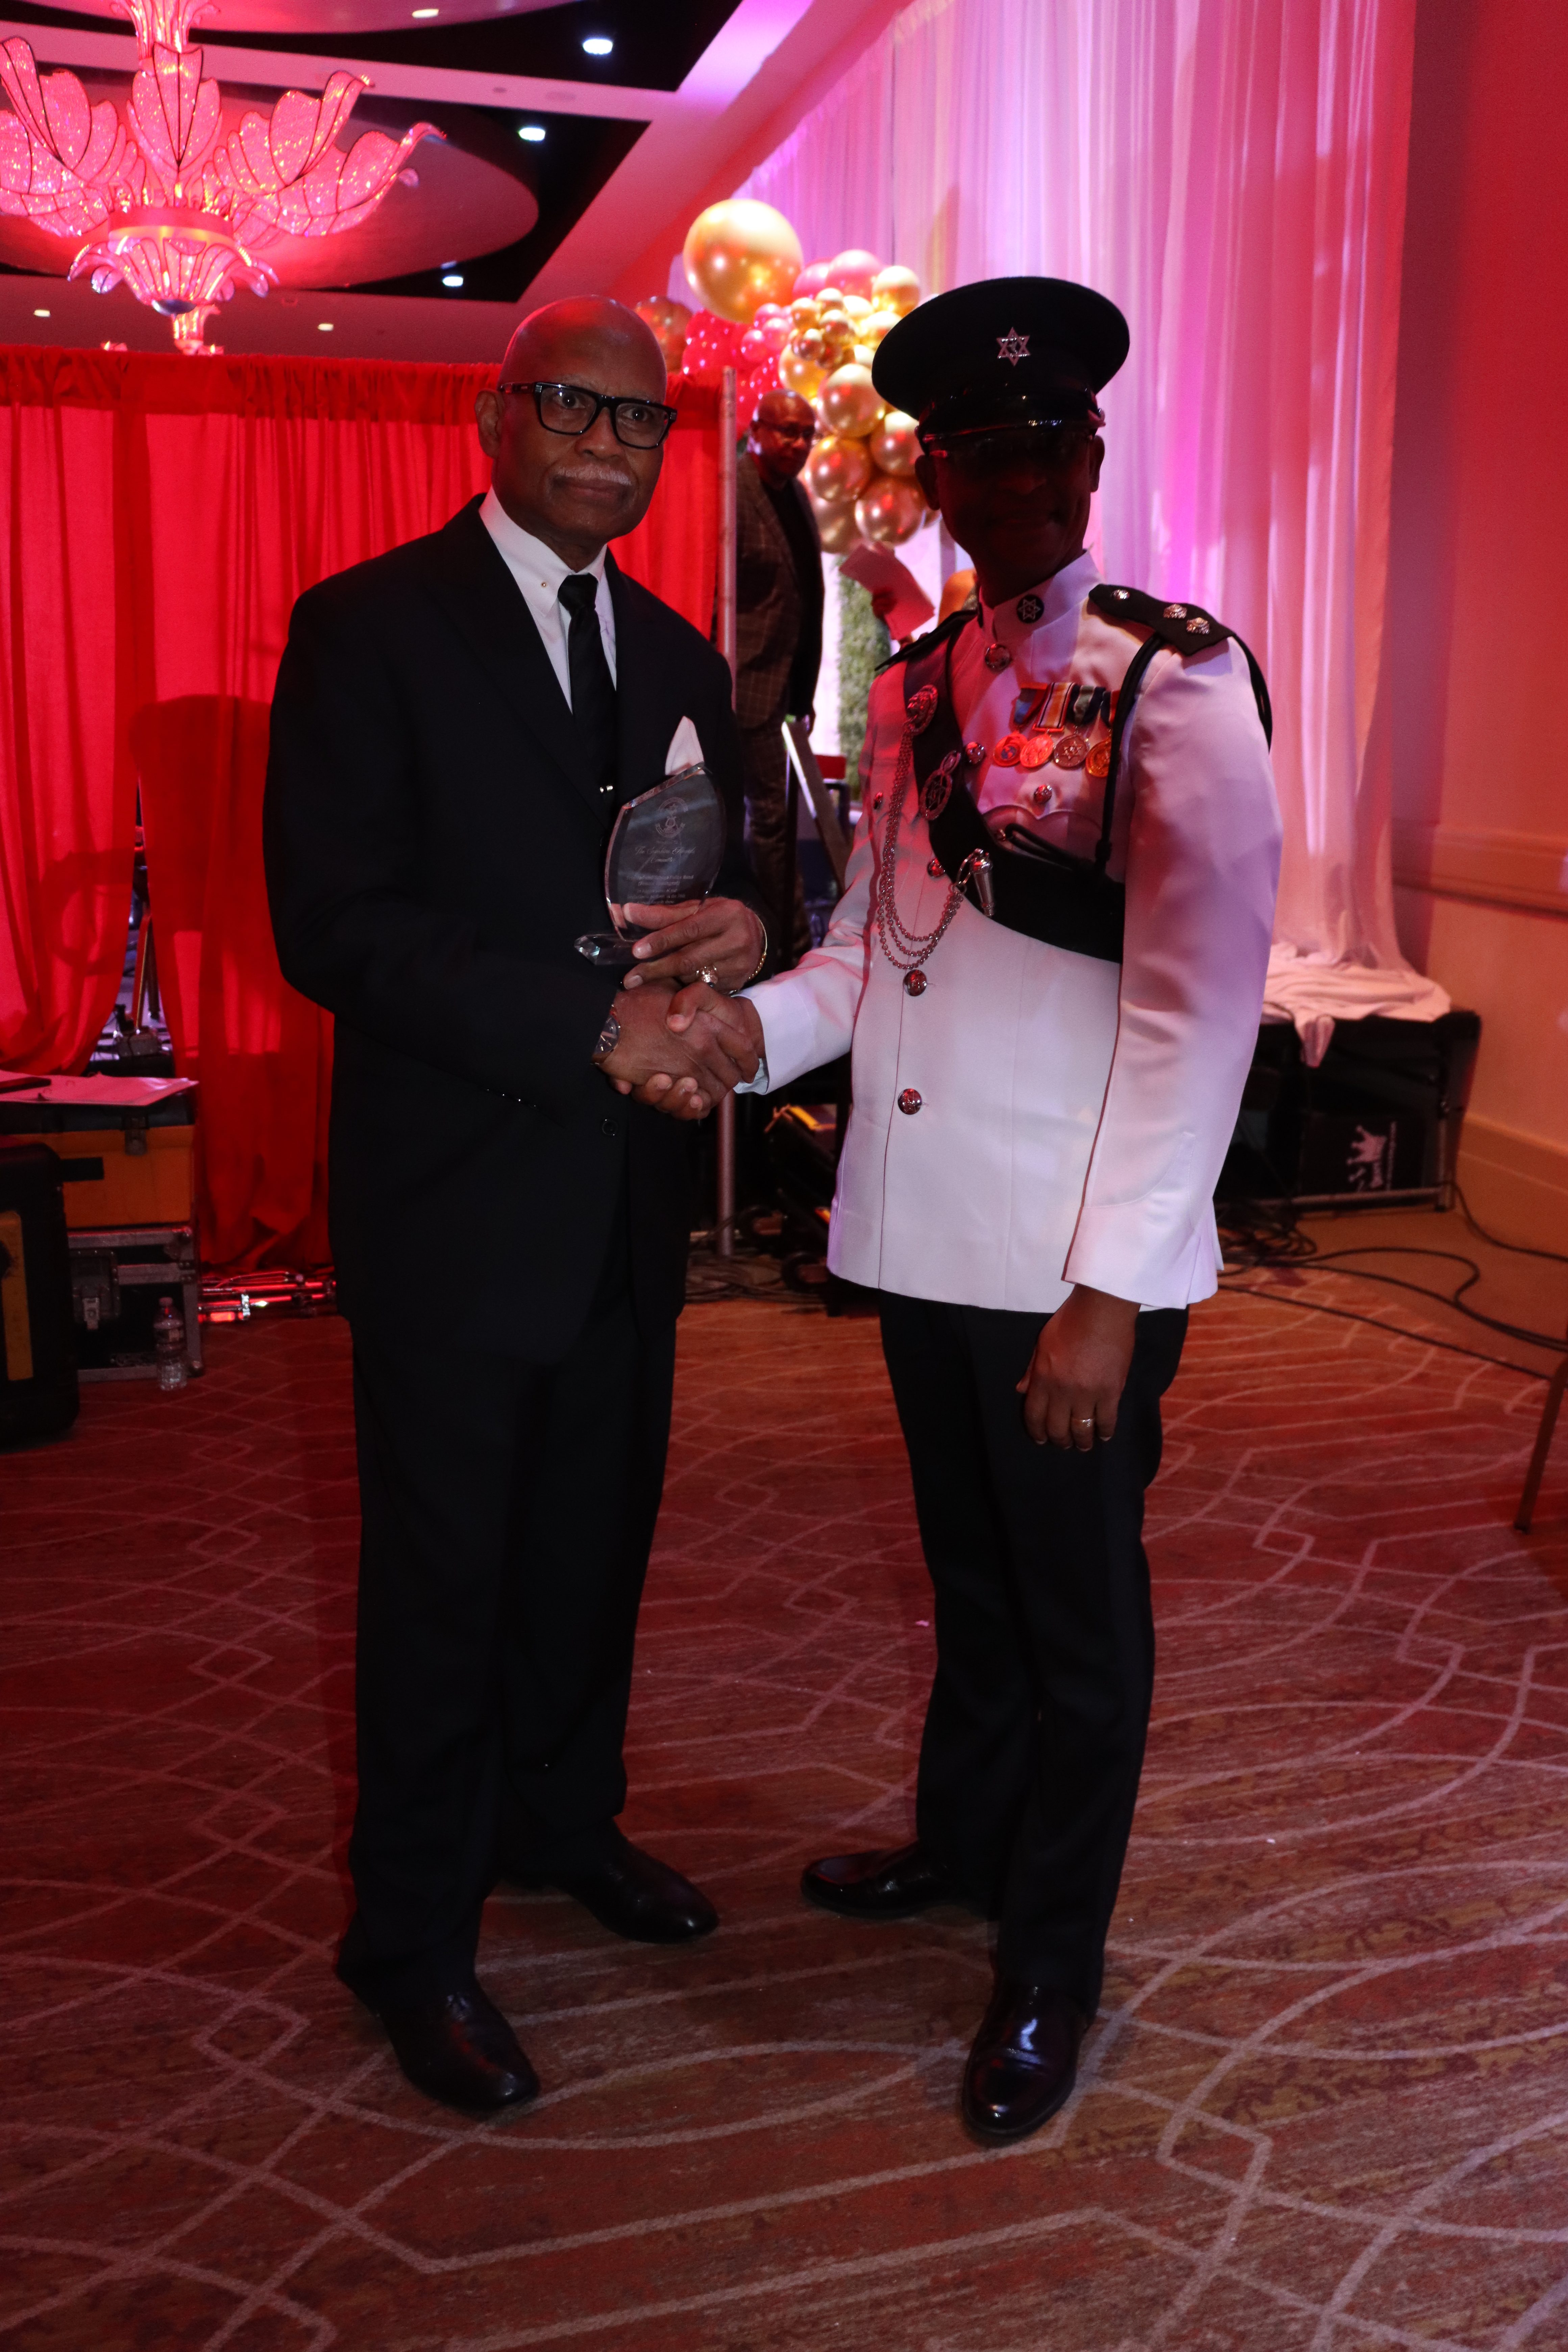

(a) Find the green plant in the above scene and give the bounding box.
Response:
[837,567,892,783]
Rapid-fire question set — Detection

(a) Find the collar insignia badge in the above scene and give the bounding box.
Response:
[997,328,1030,365]
[1015,592,1044,623]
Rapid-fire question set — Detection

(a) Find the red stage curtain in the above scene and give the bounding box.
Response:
[616,379,718,632]
[0,348,718,1268]
[0,398,129,1074]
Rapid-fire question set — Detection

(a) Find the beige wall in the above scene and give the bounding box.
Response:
[1383,0,1568,1245]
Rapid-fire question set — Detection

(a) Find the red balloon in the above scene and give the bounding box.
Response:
[680,310,746,387]
[792,261,833,299]
[740,356,783,417]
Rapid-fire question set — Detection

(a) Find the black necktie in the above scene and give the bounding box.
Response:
[558,571,618,804]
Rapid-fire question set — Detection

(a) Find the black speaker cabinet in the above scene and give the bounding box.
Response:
[1217,1010,1481,1207]
[0,1142,79,1445]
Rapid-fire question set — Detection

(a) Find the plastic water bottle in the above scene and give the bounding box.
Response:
[153,1295,188,1393]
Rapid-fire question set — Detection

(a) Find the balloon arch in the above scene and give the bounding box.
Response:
[636,199,933,554]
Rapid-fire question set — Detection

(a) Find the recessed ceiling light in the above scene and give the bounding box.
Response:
[582,35,613,55]
[33,307,49,318]
[441,272,465,289]
[518,123,545,142]
[412,7,439,16]
[318,321,334,332]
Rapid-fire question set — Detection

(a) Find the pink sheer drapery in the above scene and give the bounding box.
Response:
[739,0,1428,993]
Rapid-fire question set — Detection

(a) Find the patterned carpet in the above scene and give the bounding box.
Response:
[3,1283,1568,2351]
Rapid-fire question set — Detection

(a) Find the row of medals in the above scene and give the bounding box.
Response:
[982,646,1116,798]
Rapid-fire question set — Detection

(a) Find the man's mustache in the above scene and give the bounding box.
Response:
[551,460,638,495]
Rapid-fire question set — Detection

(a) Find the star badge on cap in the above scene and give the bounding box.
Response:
[997,328,1030,366]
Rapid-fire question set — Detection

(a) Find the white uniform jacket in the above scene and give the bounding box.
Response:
[741,550,1282,1314]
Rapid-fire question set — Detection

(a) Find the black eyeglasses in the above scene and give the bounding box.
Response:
[499,379,679,450]
[921,412,1104,462]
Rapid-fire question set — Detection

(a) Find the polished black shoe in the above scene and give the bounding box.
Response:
[800,1838,953,1919]
[378,1985,540,2115]
[961,1978,1086,2143]
[530,1830,719,1943]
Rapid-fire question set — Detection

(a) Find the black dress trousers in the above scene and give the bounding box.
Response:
[336,1180,678,2012]
[877,1292,1187,2016]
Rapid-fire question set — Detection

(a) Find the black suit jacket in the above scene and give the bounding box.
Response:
[264,496,752,1357]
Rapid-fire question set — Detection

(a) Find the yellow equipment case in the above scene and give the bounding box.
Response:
[0,1075,201,1379]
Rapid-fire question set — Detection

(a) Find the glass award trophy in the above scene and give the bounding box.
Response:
[574,762,727,968]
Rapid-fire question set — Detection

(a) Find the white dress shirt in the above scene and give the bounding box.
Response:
[480,486,617,706]
[739,551,1282,1314]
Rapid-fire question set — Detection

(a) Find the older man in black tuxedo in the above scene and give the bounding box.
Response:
[265,299,763,2114]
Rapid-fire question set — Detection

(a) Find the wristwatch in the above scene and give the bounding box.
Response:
[593,1008,621,1064]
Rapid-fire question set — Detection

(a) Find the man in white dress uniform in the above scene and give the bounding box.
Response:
[661,276,1281,2139]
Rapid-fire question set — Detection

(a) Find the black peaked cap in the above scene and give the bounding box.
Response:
[872,276,1130,432]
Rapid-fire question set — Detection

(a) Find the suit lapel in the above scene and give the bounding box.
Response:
[742,454,794,577]
[606,553,680,808]
[790,474,823,556]
[423,502,602,816]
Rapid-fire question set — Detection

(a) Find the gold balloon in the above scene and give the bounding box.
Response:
[807,434,873,504]
[872,264,921,316]
[855,471,927,544]
[814,500,862,555]
[779,344,826,399]
[634,295,691,371]
[842,294,872,322]
[862,307,901,346]
[682,199,804,325]
[869,408,920,475]
[817,362,884,439]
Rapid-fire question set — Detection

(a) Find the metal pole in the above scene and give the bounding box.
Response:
[716,365,739,1258]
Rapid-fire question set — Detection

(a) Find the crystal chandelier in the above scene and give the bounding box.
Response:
[0,0,438,352]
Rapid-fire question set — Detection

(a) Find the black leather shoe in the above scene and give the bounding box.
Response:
[378,1985,540,2114]
[961,1979,1086,2143]
[532,1830,718,1943]
[800,1839,953,1918]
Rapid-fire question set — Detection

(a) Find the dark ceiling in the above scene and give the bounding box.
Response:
[0,2,742,91]
[351,96,643,302]
[0,1,743,297]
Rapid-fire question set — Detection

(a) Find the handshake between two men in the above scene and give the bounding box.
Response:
[592,893,768,1117]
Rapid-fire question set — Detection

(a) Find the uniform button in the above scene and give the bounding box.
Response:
[927,857,943,878]
[872,793,884,811]
[898,1087,922,1115]
[602,1117,617,1136]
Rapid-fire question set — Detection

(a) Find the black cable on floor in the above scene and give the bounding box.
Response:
[1216,1279,1554,1379]
[1453,1181,1568,1268]
[1217,1194,1568,1356]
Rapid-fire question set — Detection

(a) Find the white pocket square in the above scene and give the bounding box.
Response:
[664,715,704,773]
